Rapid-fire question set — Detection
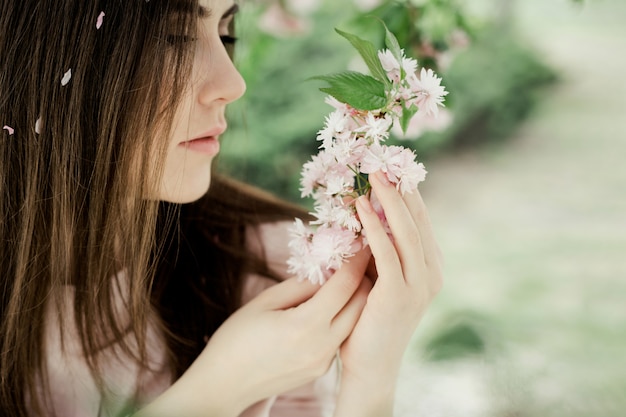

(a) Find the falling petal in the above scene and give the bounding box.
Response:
[96,12,105,29]
[35,117,42,134]
[3,125,15,135]
[61,69,72,86]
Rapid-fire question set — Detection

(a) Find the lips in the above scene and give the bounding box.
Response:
[179,126,226,155]
[181,137,220,155]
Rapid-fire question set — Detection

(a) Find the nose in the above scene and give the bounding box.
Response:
[196,40,247,106]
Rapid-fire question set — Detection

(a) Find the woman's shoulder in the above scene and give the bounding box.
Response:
[242,220,295,304]
[37,279,172,415]
[250,221,294,273]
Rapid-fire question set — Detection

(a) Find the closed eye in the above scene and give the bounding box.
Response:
[166,35,237,45]
[220,35,238,45]
[221,34,238,59]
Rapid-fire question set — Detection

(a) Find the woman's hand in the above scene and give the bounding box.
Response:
[335,171,443,417]
[136,249,372,417]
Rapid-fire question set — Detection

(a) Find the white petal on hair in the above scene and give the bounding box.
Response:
[96,12,105,29]
[35,117,42,134]
[61,69,72,86]
[2,125,15,135]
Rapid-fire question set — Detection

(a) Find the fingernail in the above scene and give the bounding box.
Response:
[357,195,374,214]
[374,171,392,187]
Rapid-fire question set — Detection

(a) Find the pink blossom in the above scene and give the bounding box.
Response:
[288,36,446,284]
[310,225,359,283]
[323,171,355,197]
[287,220,322,283]
[288,218,313,254]
[2,125,14,135]
[325,96,350,113]
[311,199,362,232]
[300,150,335,198]
[285,0,321,16]
[356,112,392,143]
[408,68,448,116]
[360,143,401,175]
[258,3,311,37]
[378,49,401,83]
[288,255,327,285]
[361,144,426,194]
[300,150,355,199]
[96,12,105,29]
[357,112,393,143]
[378,50,417,83]
[401,56,418,76]
[326,136,367,167]
[317,110,350,148]
[396,160,427,195]
[378,49,400,73]
[287,221,359,284]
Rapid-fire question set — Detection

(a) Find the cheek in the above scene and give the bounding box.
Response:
[151,89,209,203]
[149,54,218,203]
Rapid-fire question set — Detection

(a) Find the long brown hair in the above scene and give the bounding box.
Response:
[0,1,304,415]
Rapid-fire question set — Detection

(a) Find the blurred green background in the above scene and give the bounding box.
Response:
[222,0,557,202]
[220,0,626,415]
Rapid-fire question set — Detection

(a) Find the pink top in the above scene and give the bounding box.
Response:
[34,224,338,416]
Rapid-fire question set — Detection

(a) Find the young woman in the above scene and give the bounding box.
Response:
[0,1,442,416]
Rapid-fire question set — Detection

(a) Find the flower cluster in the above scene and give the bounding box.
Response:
[287,28,448,284]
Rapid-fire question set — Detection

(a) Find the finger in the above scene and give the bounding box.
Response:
[252,277,321,310]
[355,194,404,283]
[370,172,425,269]
[304,249,370,320]
[368,171,425,274]
[329,273,372,340]
[403,188,442,269]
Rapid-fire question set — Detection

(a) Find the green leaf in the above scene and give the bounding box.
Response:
[335,28,390,86]
[401,103,418,135]
[310,71,388,111]
[382,21,403,64]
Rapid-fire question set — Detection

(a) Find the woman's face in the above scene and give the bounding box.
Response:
[157,0,246,203]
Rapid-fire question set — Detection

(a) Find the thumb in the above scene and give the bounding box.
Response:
[250,277,321,311]
[305,247,372,319]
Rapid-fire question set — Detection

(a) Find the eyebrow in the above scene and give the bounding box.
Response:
[171,2,239,19]
[221,3,239,19]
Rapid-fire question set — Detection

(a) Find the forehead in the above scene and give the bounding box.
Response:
[172,0,236,17]
[170,0,209,17]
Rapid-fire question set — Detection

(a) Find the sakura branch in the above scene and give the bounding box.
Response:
[287,24,448,285]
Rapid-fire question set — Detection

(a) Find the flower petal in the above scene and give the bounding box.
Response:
[61,69,72,86]
[96,12,105,29]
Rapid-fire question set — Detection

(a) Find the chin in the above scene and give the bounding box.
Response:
[163,189,210,204]
[157,172,213,204]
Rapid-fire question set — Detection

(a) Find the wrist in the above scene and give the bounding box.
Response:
[133,362,245,417]
[333,372,397,417]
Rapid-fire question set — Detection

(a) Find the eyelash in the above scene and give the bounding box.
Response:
[165,35,238,46]
[220,35,238,46]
